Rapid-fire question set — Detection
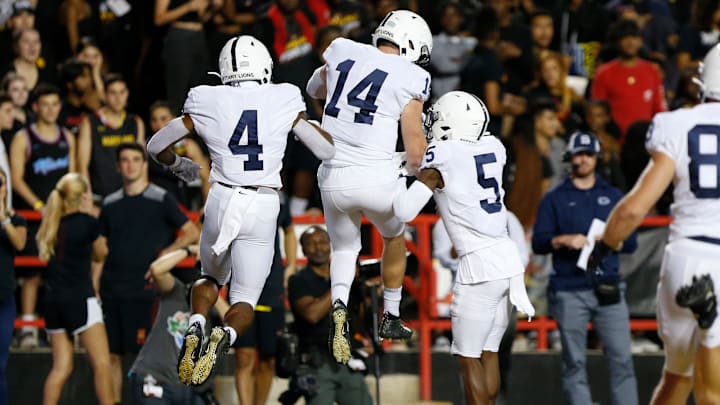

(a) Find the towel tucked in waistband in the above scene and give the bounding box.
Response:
[509,274,535,320]
[210,189,258,255]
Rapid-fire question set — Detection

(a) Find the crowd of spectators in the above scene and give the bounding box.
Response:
[0,0,713,400]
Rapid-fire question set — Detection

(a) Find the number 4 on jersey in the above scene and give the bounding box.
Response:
[325,59,388,125]
[228,110,263,171]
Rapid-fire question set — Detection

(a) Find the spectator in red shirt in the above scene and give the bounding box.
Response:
[591,20,667,142]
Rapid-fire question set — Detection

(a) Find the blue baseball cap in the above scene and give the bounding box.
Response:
[566,131,601,156]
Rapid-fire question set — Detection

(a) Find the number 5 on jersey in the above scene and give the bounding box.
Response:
[228,110,263,171]
[474,153,502,214]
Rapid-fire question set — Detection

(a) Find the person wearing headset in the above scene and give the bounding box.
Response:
[531,131,639,405]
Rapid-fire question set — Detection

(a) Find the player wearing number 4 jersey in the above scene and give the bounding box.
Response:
[305,9,432,364]
[147,35,334,386]
[393,91,534,405]
[588,43,720,405]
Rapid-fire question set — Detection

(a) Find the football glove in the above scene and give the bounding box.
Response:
[587,241,612,277]
[170,157,201,183]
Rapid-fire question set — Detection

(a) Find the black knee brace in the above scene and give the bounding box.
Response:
[675,274,718,330]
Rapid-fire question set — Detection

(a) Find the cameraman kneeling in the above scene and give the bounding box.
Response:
[286,226,372,405]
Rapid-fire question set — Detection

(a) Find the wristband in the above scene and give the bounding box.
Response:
[1,217,10,227]
[33,200,44,210]
[183,246,193,256]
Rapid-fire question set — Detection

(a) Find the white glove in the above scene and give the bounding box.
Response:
[169,156,201,183]
[392,152,409,177]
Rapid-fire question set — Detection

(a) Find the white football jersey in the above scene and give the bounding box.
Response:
[183,82,305,188]
[646,103,720,241]
[421,137,510,256]
[320,38,431,167]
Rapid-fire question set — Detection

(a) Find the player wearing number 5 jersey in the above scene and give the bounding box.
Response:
[393,92,534,405]
[305,9,432,364]
[147,35,334,387]
[589,43,720,405]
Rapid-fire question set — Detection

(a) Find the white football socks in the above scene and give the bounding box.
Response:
[384,287,402,317]
[223,326,237,346]
[188,314,206,331]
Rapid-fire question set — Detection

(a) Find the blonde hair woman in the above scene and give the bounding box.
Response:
[37,173,112,405]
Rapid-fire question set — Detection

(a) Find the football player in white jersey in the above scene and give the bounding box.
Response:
[146,36,334,386]
[589,43,720,404]
[392,91,534,404]
[305,10,432,363]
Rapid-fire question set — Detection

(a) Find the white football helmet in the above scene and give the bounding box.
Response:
[425,91,491,142]
[218,35,273,85]
[696,43,720,101]
[372,10,433,65]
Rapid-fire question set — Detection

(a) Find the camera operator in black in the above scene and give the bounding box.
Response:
[286,226,372,405]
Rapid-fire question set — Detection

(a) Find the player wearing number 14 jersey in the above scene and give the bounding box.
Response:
[393,91,534,404]
[305,9,432,364]
[589,43,720,404]
[147,35,334,386]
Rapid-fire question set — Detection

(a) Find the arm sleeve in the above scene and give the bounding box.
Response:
[392,179,434,223]
[392,142,448,222]
[531,193,558,254]
[163,192,190,228]
[146,117,189,160]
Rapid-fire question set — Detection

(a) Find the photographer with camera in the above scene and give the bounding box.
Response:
[284,226,372,405]
[532,131,639,405]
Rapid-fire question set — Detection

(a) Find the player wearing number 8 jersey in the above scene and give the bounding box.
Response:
[146,35,334,386]
[393,91,534,404]
[305,9,432,364]
[588,43,720,404]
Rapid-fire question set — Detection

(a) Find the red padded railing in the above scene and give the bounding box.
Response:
[11,209,671,401]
